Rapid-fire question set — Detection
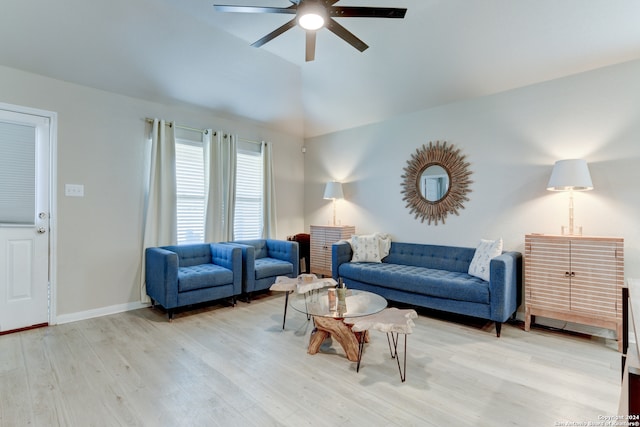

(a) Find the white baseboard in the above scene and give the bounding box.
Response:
[55,301,150,325]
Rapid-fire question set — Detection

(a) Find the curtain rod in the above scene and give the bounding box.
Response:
[145,118,264,144]
[234,136,262,145]
[145,118,209,135]
[222,134,262,145]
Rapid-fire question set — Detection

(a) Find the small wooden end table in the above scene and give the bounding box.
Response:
[270,275,337,330]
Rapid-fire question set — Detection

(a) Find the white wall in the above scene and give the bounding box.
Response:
[304,59,640,279]
[0,65,305,319]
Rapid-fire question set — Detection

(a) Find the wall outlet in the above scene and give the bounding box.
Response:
[65,184,84,197]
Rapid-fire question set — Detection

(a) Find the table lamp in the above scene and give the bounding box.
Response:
[546,159,593,236]
[323,181,344,226]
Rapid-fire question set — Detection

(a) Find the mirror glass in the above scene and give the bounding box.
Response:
[419,165,449,202]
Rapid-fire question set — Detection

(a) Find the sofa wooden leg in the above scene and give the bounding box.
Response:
[495,322,502,337]
[168,310,174,322]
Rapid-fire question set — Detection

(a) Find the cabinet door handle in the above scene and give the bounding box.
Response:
[565,272,571,277]
[570,272,575,277]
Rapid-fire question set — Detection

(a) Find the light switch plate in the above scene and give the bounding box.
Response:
[65,184,84,197]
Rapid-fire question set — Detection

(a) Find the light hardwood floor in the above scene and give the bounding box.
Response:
[0,292,621,427]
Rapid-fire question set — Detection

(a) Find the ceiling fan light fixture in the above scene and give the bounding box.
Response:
[213,1,408,60]
[297,2,327,31]
[299,12,325,30]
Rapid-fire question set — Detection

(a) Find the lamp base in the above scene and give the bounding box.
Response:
[561,225,583,236]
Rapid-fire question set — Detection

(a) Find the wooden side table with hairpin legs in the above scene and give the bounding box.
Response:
[270,274,336,330]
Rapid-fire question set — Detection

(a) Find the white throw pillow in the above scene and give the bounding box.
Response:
[375,233,392,260]
[351,234,383,263]
[468,238,503,282]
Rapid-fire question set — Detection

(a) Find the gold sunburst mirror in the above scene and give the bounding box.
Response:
[401,141,473,225]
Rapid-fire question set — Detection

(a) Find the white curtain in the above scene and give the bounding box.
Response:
[262,141,278,238]
[204,130,222,242]
[224,134,237,240]
[204,131,236,242]
[140,119,177,302]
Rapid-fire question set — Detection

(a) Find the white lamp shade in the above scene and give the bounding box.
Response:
[323,181,344,200]
[547,159,594,191]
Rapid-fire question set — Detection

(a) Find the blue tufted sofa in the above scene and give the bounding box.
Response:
[145,243,242,320]
[229,239,299,301]
[332,241,522,336]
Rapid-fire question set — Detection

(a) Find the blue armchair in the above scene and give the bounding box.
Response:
[145,243,242,320]
[230,239,299,301]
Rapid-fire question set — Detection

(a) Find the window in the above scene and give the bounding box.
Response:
[175,137,205,244]
[174,135,264,244]
[234,142,263,240]
[0,122,36,224]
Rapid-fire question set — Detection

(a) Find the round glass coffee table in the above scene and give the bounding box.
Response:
[290,289,387,361]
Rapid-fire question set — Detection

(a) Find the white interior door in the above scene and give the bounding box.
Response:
[0,108,51,332]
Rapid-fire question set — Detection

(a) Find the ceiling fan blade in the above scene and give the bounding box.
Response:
[251,18,297,48]
[329,7,407,19]
[325,19,369,52]
[213,5,296,15]
[305,31,316,62]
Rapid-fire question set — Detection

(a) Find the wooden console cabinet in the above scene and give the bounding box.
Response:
[524,234,624,350]
[310,225,355,277]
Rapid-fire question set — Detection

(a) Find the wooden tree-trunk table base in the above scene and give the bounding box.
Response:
[308,316,368,362]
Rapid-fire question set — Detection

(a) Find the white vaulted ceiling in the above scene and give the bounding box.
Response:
[2,0,640,138]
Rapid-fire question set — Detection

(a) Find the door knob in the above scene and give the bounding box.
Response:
[37,227,46,234]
